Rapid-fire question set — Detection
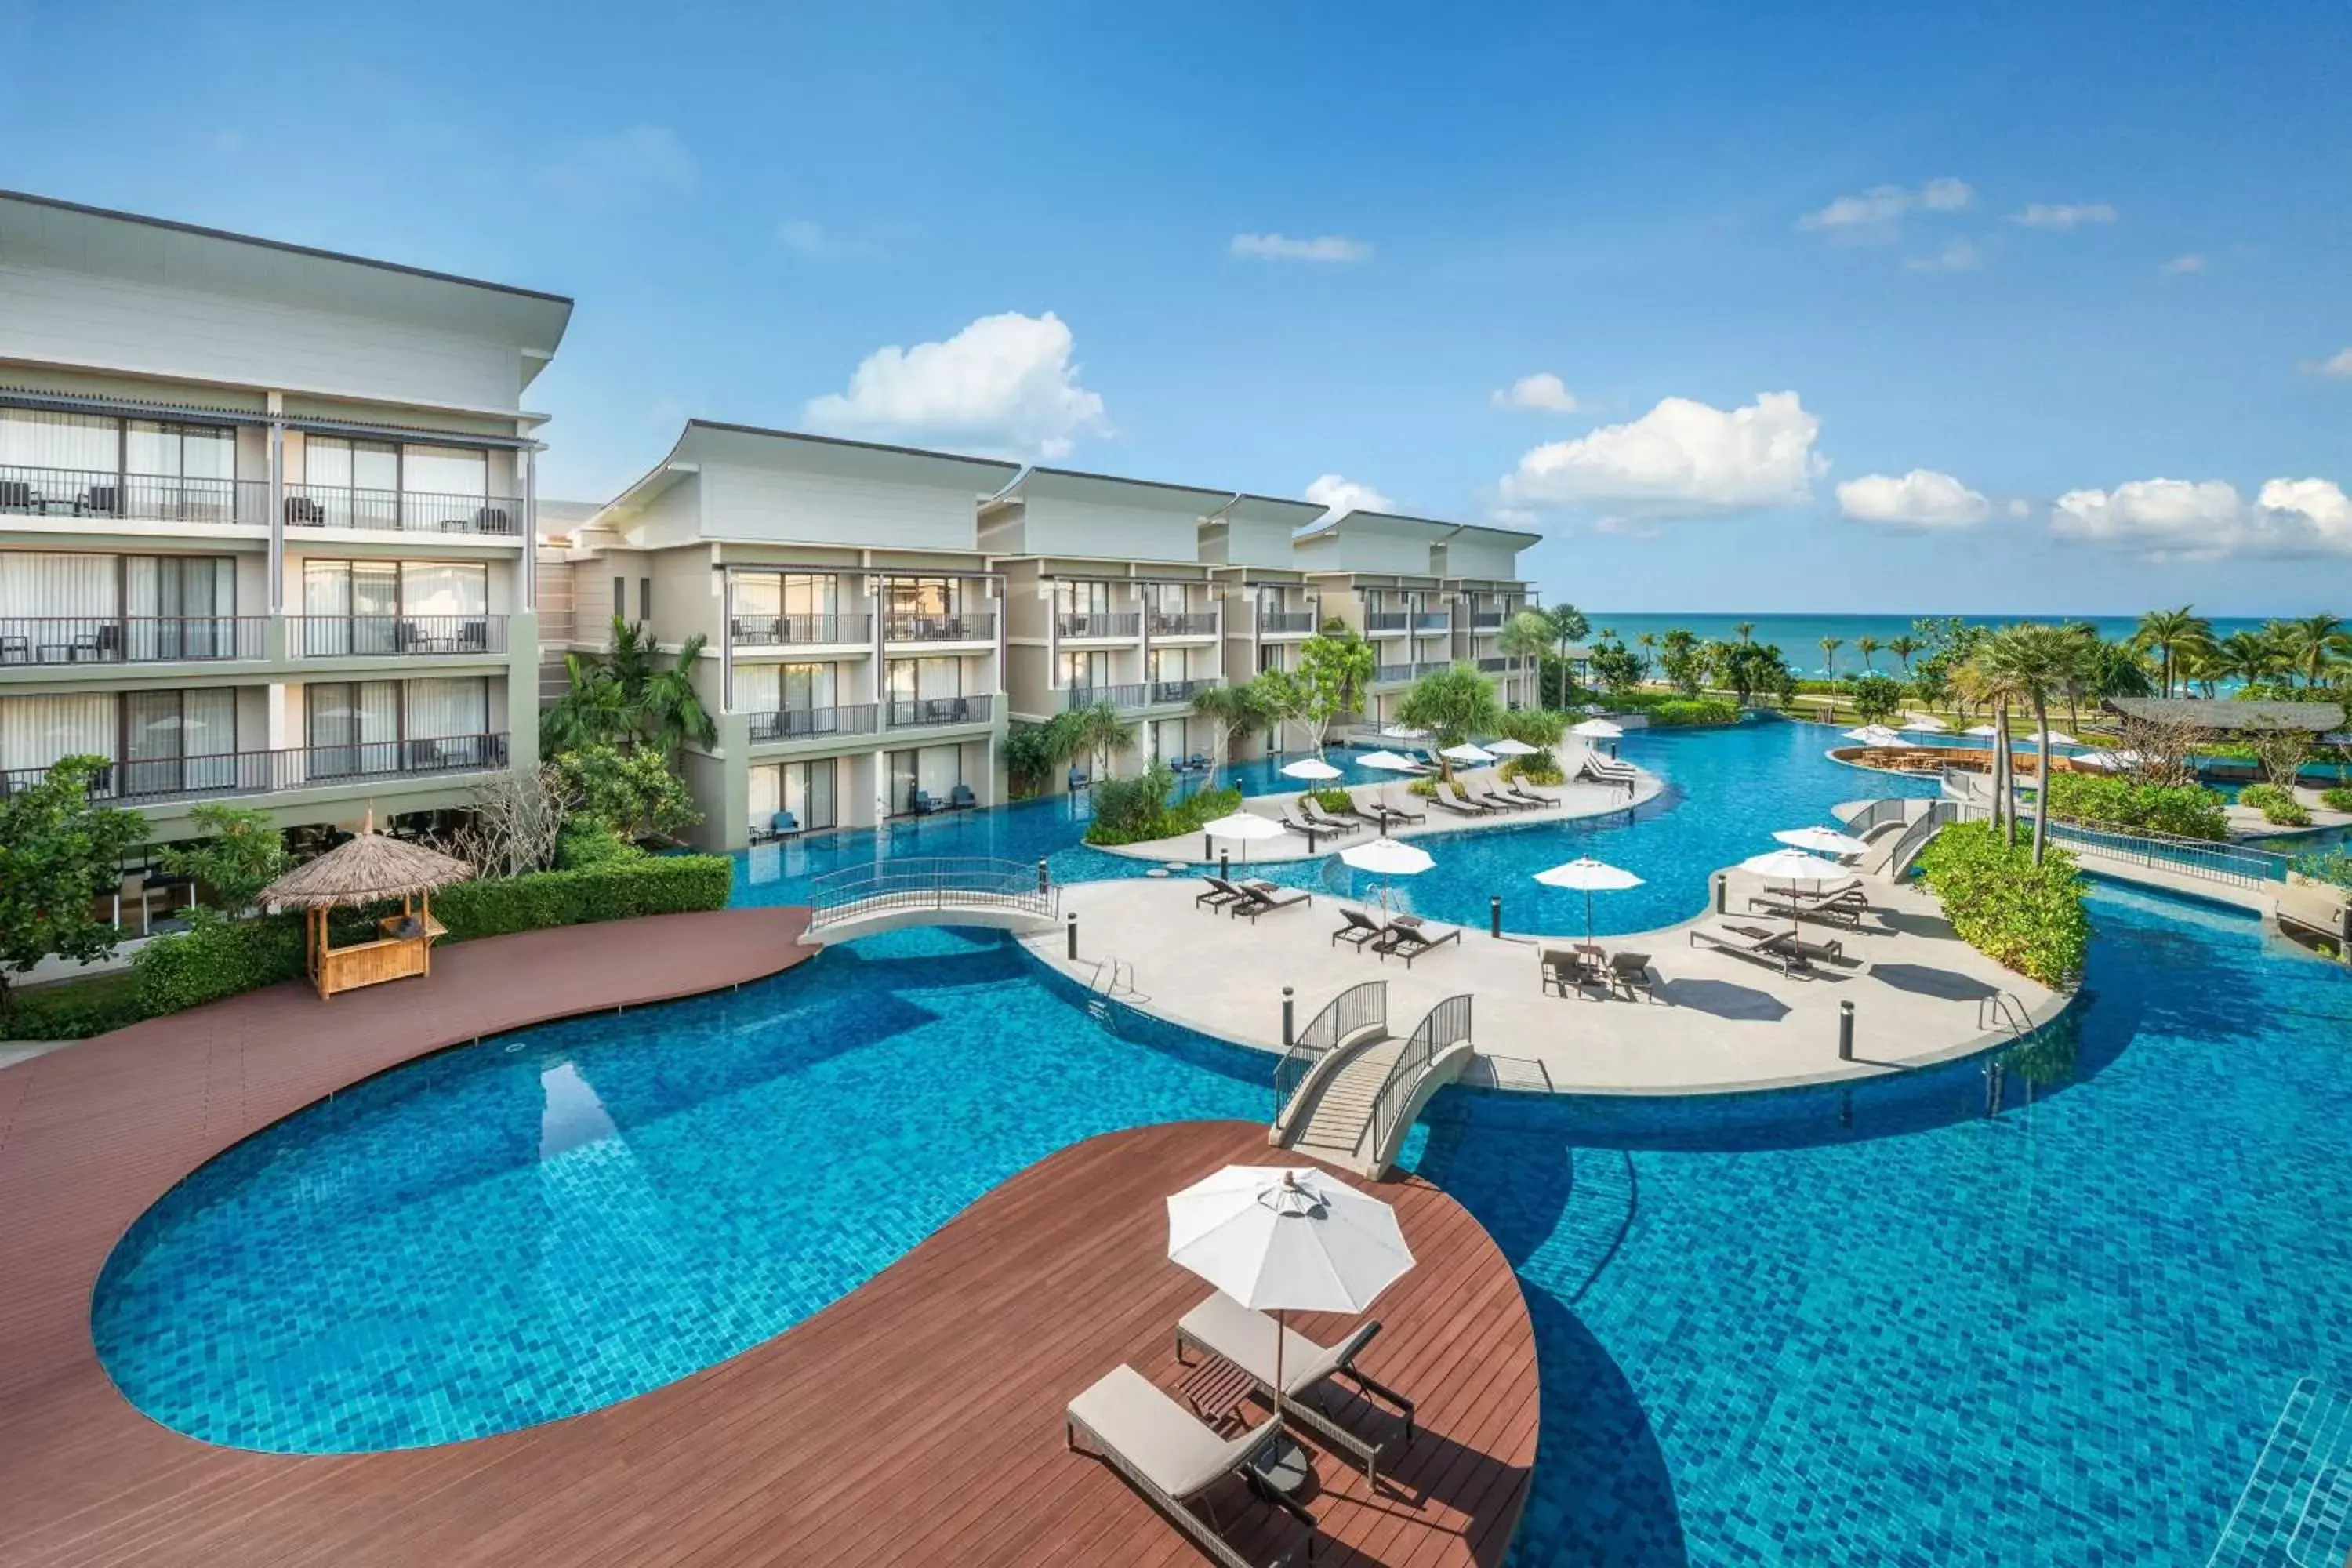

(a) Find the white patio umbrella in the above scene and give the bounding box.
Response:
[1341,835,1433,912]
[1842,724,1904,747]
[1738,846,1849,935]
[1773,826,1871,859]
[1962,724,2002,739]
[2021,729,2078,746]
[1279,757,1343,782]
[1203,810,1287,863]
[1485,738,1540,757]
[1440,742,1495,765]
[1900,714,1951,733]
[1166,1166,1415,1439]
[2074,748,2142,772]
[1379,724,1429,741]
[1571,718,1624,740]
[1533,857,1643,946]
[1355,749,1425,829]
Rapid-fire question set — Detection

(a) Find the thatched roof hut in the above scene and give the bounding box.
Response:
[2104,697,2346,734]
[262,822,474,999]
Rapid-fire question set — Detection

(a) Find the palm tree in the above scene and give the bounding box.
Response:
[638,633,717,759]
[1501,612,1555,711]
[1544,603,1591,667]
[542,617,715,760]
[1953,652,2017,844]
[1818,636,1842,681]
[2213,627,2286,690]
[1856,635,1882,674]
[1973,624,2089,864]
[1888,635,1920,674]
[1068,701,1137,782]
[2277,613,2351,690]
[1394,665,1504,781]
[1189,682,1261,787]
[2130,606,2214,699]
[1733,622,1755,644]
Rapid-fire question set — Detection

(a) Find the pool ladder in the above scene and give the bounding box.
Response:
[1976,992,2037,1119]
[1085,956,1142,1021]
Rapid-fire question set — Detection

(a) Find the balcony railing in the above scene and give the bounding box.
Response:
[1064,683,1146,713]
[1471,611,1506,629]
[0,616,267,666]
[885,694,993,728]
[1375,660,1454,684]
[1056,612,1142,638]
[281,484,523,535]
[1149,612,1218,637]
[0,733,509,806]
[730,612,873,647]
[747,703,880,742]
[1257,610,1316,634]
[292,615,507,658]
[1151,677,1218,704]
[1478,655,1512,673]
[882,612,995,643]
[1412,612,1451,632]
[1365,612,1411,633]
[0,465,267,526]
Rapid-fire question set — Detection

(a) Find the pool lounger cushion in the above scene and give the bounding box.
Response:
[1175,1290,1416,1486]
[1065,1363,1312,1568]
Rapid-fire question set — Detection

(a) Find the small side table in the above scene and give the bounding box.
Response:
[1177,1355,1257,1433]
[1244,1431,1314,1501]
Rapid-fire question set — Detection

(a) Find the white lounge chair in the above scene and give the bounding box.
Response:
[1066,1363,1313,1568]
[1176,1291,1417,1486]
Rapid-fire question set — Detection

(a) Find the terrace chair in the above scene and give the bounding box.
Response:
[1376,916,1459,966]
[0,479,38,513]
[1607,950,1659,1003]
[1274,811,1328,851]
[908,788,938,815]
[0,633,27,664]
[1364,799,1425,827]
[1540,946,1587,997]
[1502,775,1559,805]
[948,783,978,810]
[1325,795,1382,825]
[1465,779,1533,813]
[1431,782,1491,817]
[750,809,800,844]
[1688,920,1817,978]
[1176,1290,1417,1487]
[1068,765,1091,792]
[1187,753,1209,771]
[1065,1363,1314,1568]
[1198,877,1249,913]
[1229,882,1312,923]
[1299,799,1360,838]
[1747,889,1866,928]
[1332,907,1388,949]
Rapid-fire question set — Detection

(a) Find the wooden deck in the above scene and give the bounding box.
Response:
[0,926,1537,1568]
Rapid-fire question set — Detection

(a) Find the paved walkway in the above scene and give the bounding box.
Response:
[1033,869,2065,1096]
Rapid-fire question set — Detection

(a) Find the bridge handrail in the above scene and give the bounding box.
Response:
[1274,980,1386,1121]
[1886,800,1962,877]
[2042,818,2289,888]
[1846,797,1912,837]
[1368,994,1472,1161]
[806,856,1057,927]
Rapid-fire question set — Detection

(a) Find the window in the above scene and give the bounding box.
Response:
[750,759,838,831]
[887,745,964,812]
[400,445,487,498]
[1054,579,1111,616]
[1257,642,1286,674]
[612,577,626,628]
[639,577,652,622]
[0,408,118,473]
[122,688,238,796]
[885,658,963,702]
[0,691,114,774]
[0,552,116,619]
[125,422,234,481]
[883,576,960,617]
[1149,647,1189,682]
[303,436,399,492]
[125,557,237,659]
[1058,650,1108,689]
[304,677,488,776]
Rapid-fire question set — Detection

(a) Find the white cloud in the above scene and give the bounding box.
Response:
[2006,202,2118,230]
[2318,347,2352,378]
[778,220,884,260]
[1490,372,1581,413]
[803,311,1108,459]
[1836,470,1991,529]
[1798,178,1972,241]
[538,126,696,211]
[2050,477,2352,561]
[1304,474,1393,523]
[1231,233,1371,263]
[2160,253,2209,274]
[1500,391,1827,522]
[2006,498,2031,519]
[1905,238,1984,273]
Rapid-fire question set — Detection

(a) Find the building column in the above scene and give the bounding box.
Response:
[266,414,285,613]
[521,445,539,612]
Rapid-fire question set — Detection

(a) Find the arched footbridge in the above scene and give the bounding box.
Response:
[801,857,1063,944]
[1269,982,1475,1180]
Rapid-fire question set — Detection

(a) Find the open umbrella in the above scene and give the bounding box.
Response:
[1962,724,2002,739]
[1571,718,1624,740]
[1773,826,1871,859]
[1485,738,1540,757]
[1166,1165,1414,1443]
[1279,757,1342,782]
[1842,724,1904,747]
[1341,835,1433,913]
[1356,750,1425,831]
[1379,724,1430,741]
[1532,857,1643,946]
[1900,714,1951,733]
[2021,729,2078,746]
[1203,810,1287,863]
[1738,846,1848,935]
[1440,743,1495,765]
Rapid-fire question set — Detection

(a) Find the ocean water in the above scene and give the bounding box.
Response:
[1587,612,2279,678]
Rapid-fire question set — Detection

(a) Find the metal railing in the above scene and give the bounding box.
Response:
[881,612,995,642]
[1057,612,1140,638]
[0,615,267,665]
[0,733,509,806]
[747,702,879,742]
[1365,612,1411,633]
[1846,797,1914,837]
[1151,677,1217,704]
[281,484,522,535]
[884,693,993,727]
[291,615,506,657]
[805,855,1057,931]
[1065,683,1147,713]
[1149,612,1218,637]
[1368,994,1472,1163]
[1258,610,1316,634]
[0,464,267,525]
[1411,612,1450,632]
[1886,800,1962,877]
[730,612,873,646]
[1274,979,1387,1121]
[2044,818,2290,888]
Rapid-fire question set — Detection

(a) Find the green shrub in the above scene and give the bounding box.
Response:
[1406,777,1440,799]
[2296,848,2352,891]
[1083,764,1245,847]
[2239,783,2312,827]
[132,913,307,1016]
[1310,788,1359,815]
[0,971,149,1041]
[2318,786,2352,813]
[431,855,734,939]
[1915,821,2091,988]
[1645,698,1741,728]
[1502,753,1565,786]
[1493,708,1569,750]
[2045,772,2228,840]
[554,820,648,869]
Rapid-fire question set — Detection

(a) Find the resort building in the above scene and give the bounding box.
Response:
[1291,510,1542,724]
[1199,488,1330,756]
[546,422,1018,849]
[0,190,567,840]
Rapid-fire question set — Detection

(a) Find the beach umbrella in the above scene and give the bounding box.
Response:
[1773,826,1871,859]
[2021,729,2077,746]
[1341,835,1433,912]
[1738,846,1848,935]
[1166,1166,1414,1441]
[1203,810,1286,864]
[1571,718,1624,740]
[1440,742,1495,765]
[1355,749,1425,830]
[1279,757,1343,782]
[1485,738,1540,757]
[1532,856,1643,946]
[1842,724,1904,747]
[1962,724,2002,739]
[2074,748,2142,772]
[1900,715,1950,733]
[1379,724,1430,741]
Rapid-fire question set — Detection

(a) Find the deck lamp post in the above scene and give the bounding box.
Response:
[1282,985,1294,1047]
[1490,895,1501,938]
[1066,912,1078,960]
[1839,1000,1855,1061]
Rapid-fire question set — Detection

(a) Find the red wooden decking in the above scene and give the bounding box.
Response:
[0,916,1536,1566]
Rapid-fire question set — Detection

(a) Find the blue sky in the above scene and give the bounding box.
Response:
[4,1,2347,615]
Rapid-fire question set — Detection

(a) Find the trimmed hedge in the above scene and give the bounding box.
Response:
[1915,820,2091,988]
[2239,783,2312,827]
[1645,698,1742,728]
[132,913,307,1015]
[1501,754,1566,786]
[430,855,735,940]
[2045,772,2228,840]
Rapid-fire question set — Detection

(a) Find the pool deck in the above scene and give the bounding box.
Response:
[1033,868,2066,1095]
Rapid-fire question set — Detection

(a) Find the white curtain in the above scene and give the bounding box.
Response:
[401,562,488,615]
[735,572,782,616]
[125,422,234,479]
[916,657,961,700]
[887,750,920,812]
[0,552,115,618]
[0,410,117,472]
[782,662,837,710]
[734,662,780,712]
[0,692,114,771]
[748,763,782,827]
[405,677,488,740]
[792,759,837,828]
[401,445,487,497]
[917,745,961,798]
[782,574,837,616]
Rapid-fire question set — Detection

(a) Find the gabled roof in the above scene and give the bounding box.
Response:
[993,465,1236,510]
[593,421,1022,525]
[2106,696,2347,732]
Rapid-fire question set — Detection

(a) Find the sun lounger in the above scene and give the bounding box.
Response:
[1377,916,1459,966]
[1431,782,1490,817]
[1465,781,1533,813]
[1198,877,1248,912]
[1066,1363,1314,1568]
[1688,920,1820,977]
[1333,907,1388,949]
[1607,950,1658,1002]
[1364,800,1424,827]
[1298,800,1360,837]
[1227,881,1312,923]
[1540,946,1592,997]
[1176,1291,1416,1486]
[1747,891,1865,927]
[1273,812,1334,851]
[1503,778,1558,805]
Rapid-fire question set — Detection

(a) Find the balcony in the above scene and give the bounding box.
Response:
[1256,610,1316,635]
[1471,611,1506,630]
[1150,677,1218,704]
[281,484,523,536]
[1375,660,1453,684]
[1063,683,1146,713]
[882,612,995,644]
[1,616,267,667]
[1056,612,1141,639]
[1,465,267,527]
[1478,655,1512,672]
[1365,612,1410,633]
[1149,612,1218,637]
[0,733,509,807]
[1412,612,1451,633]
[748,703,880,743]
[292,615,507,658]
[885,694,993,728]
[730,612,873,647]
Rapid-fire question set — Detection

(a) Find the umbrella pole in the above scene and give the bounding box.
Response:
[1273,1308,1287,1438]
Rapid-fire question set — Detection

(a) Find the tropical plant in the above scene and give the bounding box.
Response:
[1856,635,1882,673]
[1501,611,1555,707]
[1888,635,1920,673]
[638,632,717,757]
[2277,613,2351,689]
[1189,682,1262,786]
[2238,782,2312,827]
[1733,622,1755,644]
[540,651,635,752]
[2131,606,2216,699]
[1544,602,1591,664]
[0,757,149,1019]
[1659,628,1704,697]
[1246,670,1312,753]
[1494,706,1568,750]
[2212,626,2288,689]
[1588,636,1647,694]
[1297,630,1375,744]
[1915,821,2091,988]
[1004,716,1085,799]
[2249,727,2315,790]
[1818,636,1842,681]
[1067,701,1138,782]
[1713,641,1791,709]
[1951,649,2017,844]
[554,742,702,841]
[1849,673,1904,724]
[543,617,717,759]
[2322,786,2352,814]
[1394,665,1504,778]
[2045,772,2229,840]
[2297,847,2352,891]
[452,764,569,877]
[158,803,289,916]
[1972,622,2092,863]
